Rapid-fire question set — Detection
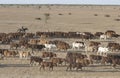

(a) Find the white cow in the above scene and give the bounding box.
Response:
[44,44,57,50]
[97,47,109,55]
[100,34,107,40]
[100,34,111,40]
[72,42,85,50]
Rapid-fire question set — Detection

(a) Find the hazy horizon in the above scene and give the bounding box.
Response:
[0,0,120,5]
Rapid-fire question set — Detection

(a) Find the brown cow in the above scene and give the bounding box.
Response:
[30,56,43,66]
[107,42,120,51]
[101,54,120,68]
[40,61,54,71]
[42,52,57,58]
[51,57,66,66]
[89,41,101,46]
[4,50,18,57]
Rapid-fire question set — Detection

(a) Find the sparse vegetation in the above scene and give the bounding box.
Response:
[68,13,72,15]
[44,13,50,24]
[58,13,63,15]
[94,14,98,16]
[118,15,120,17]
[35,18,41,20]
[104,14,110,17]
[114,18,120,21]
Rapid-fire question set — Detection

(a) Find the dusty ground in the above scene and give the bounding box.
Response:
[0,5,120,78]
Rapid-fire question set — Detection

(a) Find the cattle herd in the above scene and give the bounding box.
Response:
[0,29,120,71]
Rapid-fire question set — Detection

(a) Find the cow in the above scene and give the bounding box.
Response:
[89,41,101,46]
[88,55,103,64]
[107,43,120,52]
[72,41,85,50]
[102,54,120,68]
[51,57,66,66]
[94,32,104,39]
[56,42,70,51]
[97,47,109,56]
[39,61,54,71]
[30,56,43,66]
[66,52,90,71]
[105,30,116,39]
[19,51,31,59]
[4,50,18,57]
[44,43,57,51]
[42,52,57,58]
[85,46,98,53]
[27,44,45,51]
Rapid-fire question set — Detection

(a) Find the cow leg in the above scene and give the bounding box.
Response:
[66,64,71,71]
[39,66,42,71]
[30,60,33,66]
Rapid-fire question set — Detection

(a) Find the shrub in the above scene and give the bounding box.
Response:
[104,14,110,17]
[35,18,41,20]
[58,13,63,15]
[114,18,120,21]
[68,13,72,15]
[94,14,98,16]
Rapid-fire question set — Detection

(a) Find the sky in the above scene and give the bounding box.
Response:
[0,0,120,5]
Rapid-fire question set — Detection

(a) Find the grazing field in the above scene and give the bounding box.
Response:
[0,5,120,78]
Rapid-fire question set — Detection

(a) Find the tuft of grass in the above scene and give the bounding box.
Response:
[35,18,41,20]
[68,13,72,15]
[104,14,110,17]
[114,18,120,21]
[94,14,98,16]
[58,13,63,15]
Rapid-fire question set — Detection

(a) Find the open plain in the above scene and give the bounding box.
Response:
[0,5,120,78]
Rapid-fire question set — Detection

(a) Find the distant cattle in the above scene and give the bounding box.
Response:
[51,57,66,66]
[19,51,31,59]
[42,52,57,58]
[102,54,120,68]
[85,46,98,52]
[97,47,109,55]
[94,32,104,38]
[4,50,18,57]
[30,56,43,66]
[66,52,89,71]
[89,41,101,46]
[72,41,85,50]
[40,61,54,71]
[107,43,120,52]
[44,43,57,50]
[55,41,70,51]
[88,55,103,64]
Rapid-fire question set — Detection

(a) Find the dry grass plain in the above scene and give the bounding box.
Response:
[0,5,120,78]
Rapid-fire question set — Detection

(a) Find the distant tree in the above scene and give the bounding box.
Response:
[44,13,50,24]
